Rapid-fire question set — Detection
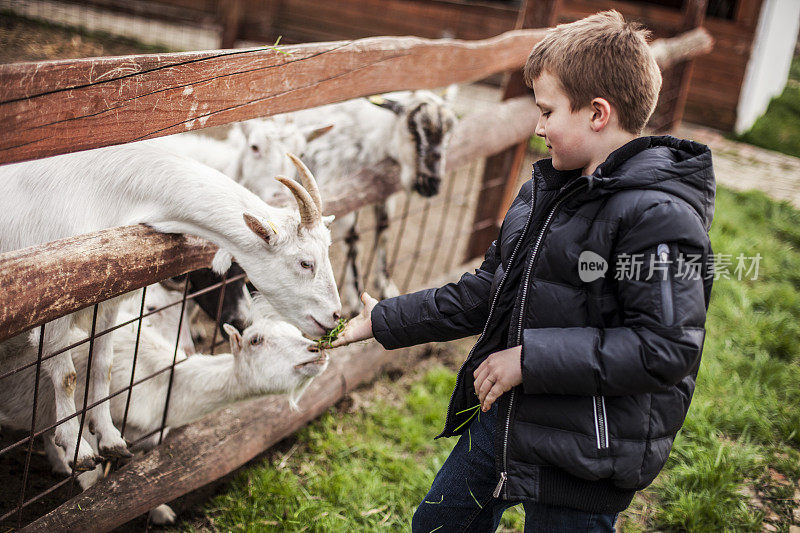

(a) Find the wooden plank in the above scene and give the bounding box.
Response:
[0,95,540,344]
[650,0,708,132]
[683,99,735,129]
[218,0,244,49]
[0,30,548,166]
[270,0,516,42]
[237,0,282,42]
[19,328,438,532]
[734,0,764,28]
[279,0,513,40]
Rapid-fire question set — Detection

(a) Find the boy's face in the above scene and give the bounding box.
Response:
[533,71,594,174]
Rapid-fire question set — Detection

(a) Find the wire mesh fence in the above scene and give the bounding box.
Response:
[0,134,537,529]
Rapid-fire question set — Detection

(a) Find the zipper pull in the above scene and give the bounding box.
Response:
[492,472,507,498]
[657,243,669,263]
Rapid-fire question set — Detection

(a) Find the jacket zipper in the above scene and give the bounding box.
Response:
[495,180,588,499]
[593,395,609,450]
[438,177,540,439]
[657,243,674,326]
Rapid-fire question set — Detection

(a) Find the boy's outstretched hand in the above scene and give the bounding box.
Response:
[473,345,523,412]
[329,292,379,347]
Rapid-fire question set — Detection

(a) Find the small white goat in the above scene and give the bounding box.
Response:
[0,143,340,471]
[266,89,458,313]
[120,282,197,356]
[1,296,328,525]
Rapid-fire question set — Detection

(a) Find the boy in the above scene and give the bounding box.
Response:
[333,10,715,532]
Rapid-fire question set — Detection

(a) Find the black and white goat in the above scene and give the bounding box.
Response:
[256,89,458,313]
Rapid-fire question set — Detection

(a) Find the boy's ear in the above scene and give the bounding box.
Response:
[589,97,612,132]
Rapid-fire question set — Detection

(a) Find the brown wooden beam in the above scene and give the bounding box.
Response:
[652,0,709,132]
[464,0,562,262]
[0,29,547,166]
[218,0,244,48]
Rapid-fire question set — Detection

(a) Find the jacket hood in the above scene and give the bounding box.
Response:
[536,136,716,231]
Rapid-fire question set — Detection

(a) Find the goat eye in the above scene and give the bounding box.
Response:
[146,306,156,313]
[250,144,259,153]
[300,260,314,270]
[250,335,263,346]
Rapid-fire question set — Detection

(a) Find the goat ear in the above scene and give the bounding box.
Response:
[303,124,333,144]
[322,215,335,227]
[243,213,278,245]
[367,95,404,115]
[211,249,233,274]
[159,275,186,293]
[223,324,243,355]
[442,84,459,103]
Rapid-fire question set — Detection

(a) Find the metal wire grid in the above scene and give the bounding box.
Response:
[0,153,534,529]
[0,271,243,529]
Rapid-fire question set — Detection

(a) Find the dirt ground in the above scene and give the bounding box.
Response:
[0,11,170,64]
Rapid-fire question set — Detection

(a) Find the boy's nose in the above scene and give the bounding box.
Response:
[535,118,546,138]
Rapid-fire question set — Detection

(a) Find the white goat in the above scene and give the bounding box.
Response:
[1,296,328,524]
[260,89,458,313]
[0,143,340,471]
[149,117,331,204]
[120,282,197,356]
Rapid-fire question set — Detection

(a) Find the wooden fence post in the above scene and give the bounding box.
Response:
[463,0,561,262]
[652,0,708,132]
[219,0,243,48]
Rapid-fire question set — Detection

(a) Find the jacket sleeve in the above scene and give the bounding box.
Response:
[371,237,501,350]
[521,200,712,396]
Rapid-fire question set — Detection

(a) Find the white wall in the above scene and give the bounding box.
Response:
[735,0,800,133]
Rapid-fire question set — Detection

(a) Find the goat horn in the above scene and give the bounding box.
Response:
[286,153,323,213]
[275,176,320,228]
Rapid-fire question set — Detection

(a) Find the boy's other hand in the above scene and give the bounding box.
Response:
[329,292,378,347]
[473,345,523,412]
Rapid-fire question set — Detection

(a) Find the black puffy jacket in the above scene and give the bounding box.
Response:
[371,136,716,513]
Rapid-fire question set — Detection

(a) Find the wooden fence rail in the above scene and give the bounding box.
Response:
[0,29,547,166]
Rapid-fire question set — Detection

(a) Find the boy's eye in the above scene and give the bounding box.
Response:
[542,111,551,117]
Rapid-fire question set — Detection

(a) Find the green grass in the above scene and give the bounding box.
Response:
[175,186,800,532]
[735,54,800,158]
[176,366,526,531]
[622,186,800,531]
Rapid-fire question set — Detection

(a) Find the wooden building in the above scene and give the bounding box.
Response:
[231,0,799,132]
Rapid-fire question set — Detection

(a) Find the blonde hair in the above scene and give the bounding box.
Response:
[523,10,662,134]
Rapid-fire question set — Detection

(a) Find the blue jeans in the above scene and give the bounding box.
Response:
[412,404,618,533]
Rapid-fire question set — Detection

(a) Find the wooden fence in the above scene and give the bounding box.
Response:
[0,11,712,530]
